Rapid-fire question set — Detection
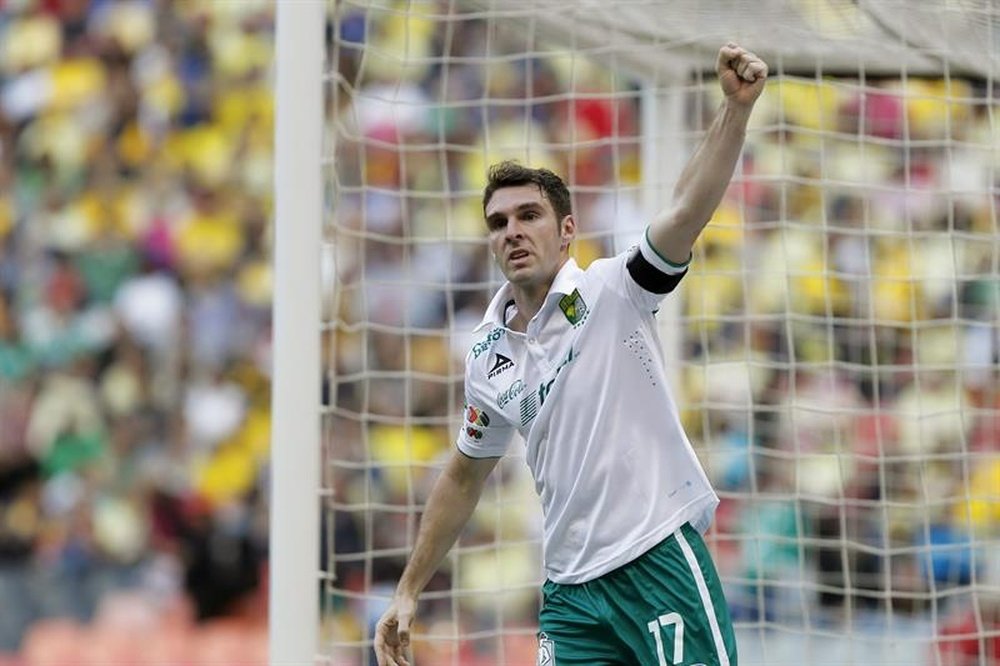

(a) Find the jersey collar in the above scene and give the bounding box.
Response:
[476,258,583,331]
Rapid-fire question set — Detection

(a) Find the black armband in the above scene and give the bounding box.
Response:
[626,229,690,294]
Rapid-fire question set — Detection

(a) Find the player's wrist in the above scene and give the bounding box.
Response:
[394,578,423,601]
[720,95,756,116]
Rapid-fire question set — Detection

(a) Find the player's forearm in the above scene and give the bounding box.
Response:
[648,100,753,262]
[395,457,489,597]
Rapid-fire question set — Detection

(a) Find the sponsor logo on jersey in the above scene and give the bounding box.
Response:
[487,352,515,379]
[466,405,490,427]
[538,346,579,408]
[518,347,580,427]
[558,288,588,326]
[536,632,555,666]
[519,392,538,426]
[497,379,525,409]
[466,426,483,439]
[471,327,505,359]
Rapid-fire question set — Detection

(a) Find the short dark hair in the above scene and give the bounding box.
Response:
[482,161,572,222]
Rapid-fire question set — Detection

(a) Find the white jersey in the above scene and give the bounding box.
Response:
[456,234,719,584]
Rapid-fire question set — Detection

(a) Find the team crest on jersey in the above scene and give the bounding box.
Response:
[536,632,555,665]
[487,352,515,379]
[559,288,588,326]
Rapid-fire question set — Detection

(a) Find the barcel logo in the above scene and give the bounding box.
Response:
[472,327,505,359]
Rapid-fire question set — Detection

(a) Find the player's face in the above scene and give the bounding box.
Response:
[484,184,574,288]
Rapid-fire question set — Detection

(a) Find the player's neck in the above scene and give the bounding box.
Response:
[505,292,535,333]
[508,280,551,332]
[505,256,568,332]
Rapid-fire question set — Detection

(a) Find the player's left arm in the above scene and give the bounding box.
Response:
[646,42,767,266]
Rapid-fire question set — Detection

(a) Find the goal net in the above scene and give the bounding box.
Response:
[314,1,1000,664]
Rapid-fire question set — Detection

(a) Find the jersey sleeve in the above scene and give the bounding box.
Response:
[622,227,690,311]
[455,377,514,459]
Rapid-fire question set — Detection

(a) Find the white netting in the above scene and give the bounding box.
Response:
[320,2,1000,664]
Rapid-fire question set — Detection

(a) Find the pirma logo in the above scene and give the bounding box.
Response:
[487,352,515,379]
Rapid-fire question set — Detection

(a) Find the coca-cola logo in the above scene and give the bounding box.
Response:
[497,379,525,409]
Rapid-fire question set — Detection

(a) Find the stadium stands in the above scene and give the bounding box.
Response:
[0,2,996,664]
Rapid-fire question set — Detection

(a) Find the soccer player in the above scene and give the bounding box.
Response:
[374,42,767,666]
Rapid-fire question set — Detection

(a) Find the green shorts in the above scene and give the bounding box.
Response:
[537,523,737,666]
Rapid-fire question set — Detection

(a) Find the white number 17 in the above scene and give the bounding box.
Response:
[647,612,684,666]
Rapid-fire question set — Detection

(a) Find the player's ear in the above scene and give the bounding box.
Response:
[559,215,576,250]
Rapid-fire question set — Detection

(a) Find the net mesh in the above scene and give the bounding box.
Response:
[321,2,1000,664]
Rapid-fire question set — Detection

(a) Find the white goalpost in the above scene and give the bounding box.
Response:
[272,2,1000,665]
[270,2,323,665]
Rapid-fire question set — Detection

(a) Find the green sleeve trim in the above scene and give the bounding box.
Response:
[644,227,691,270]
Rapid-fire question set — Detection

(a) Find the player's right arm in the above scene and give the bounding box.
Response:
[374,449,500,666]
[646,43,767,265]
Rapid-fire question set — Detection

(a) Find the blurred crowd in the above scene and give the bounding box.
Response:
[326,4,1000,665]
[0,0,274,659]
[0,0,997,665]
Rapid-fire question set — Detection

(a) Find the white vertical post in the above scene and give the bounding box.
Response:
[270,2,323,665]
[641,79,689,391]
